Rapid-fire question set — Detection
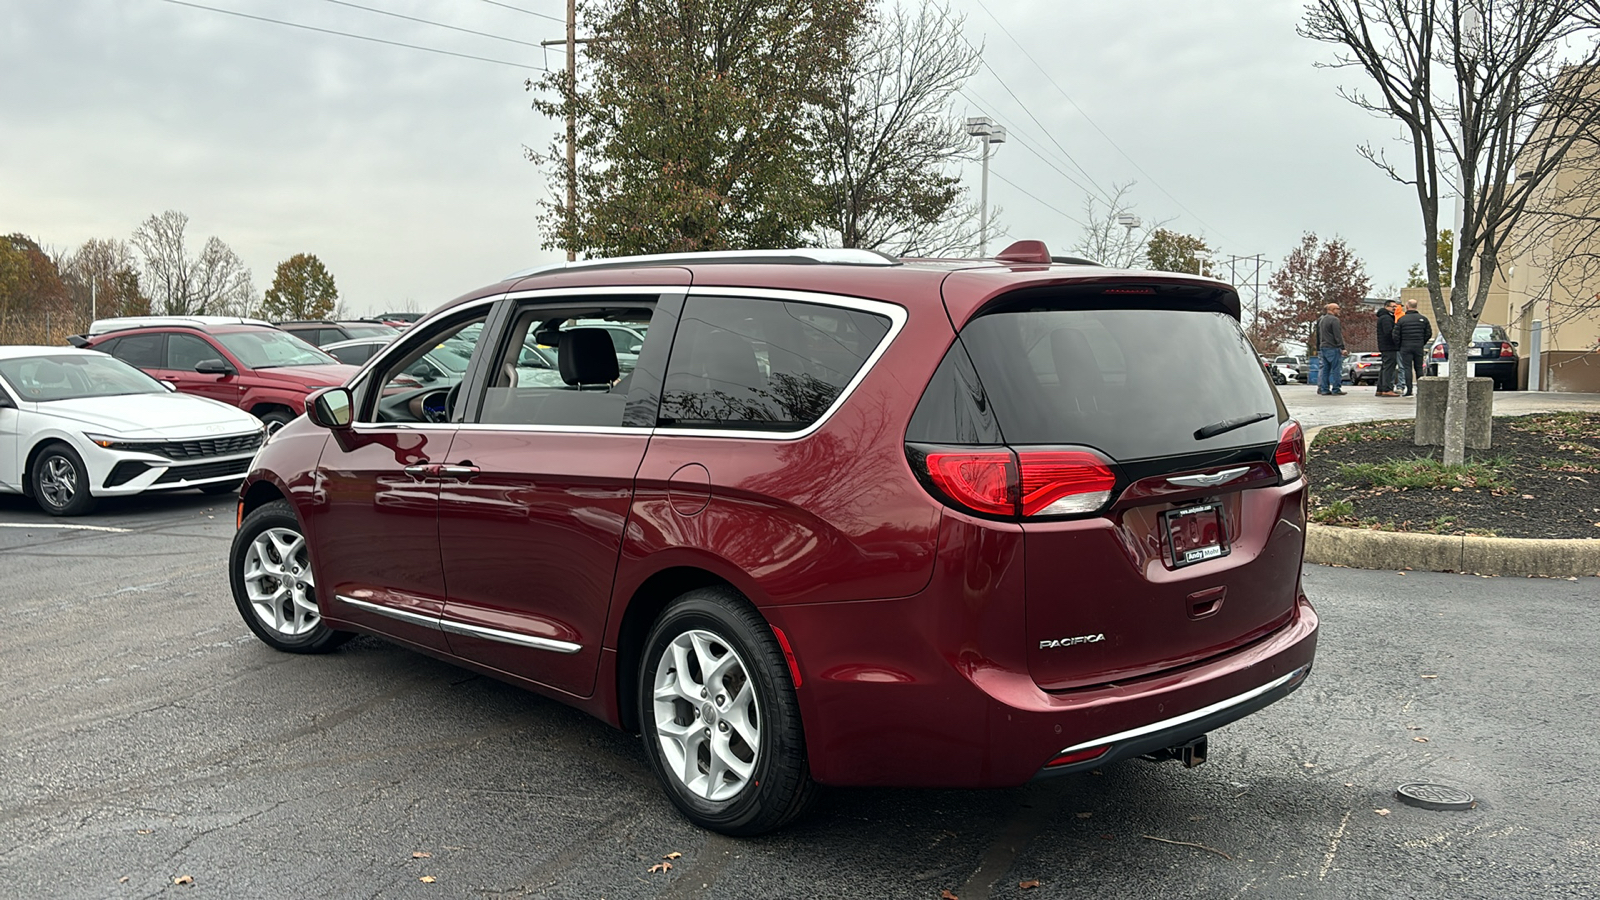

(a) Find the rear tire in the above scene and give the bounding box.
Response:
[229,499,351,653]
[31,442,96,516]
[638,587,817,835]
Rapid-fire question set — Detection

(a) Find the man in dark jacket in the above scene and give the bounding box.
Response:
[1375,299,1402,396]
[1392,299,1434,397]
[1315,303,1347,395]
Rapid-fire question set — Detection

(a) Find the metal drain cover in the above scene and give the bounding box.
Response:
[1396,782,1476,811]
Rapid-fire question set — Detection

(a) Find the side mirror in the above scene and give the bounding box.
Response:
[307,387,353,429]
[1512,341,1520,348]
[160,380,178,392]
[406,362,437,382]
[195,358,236,376]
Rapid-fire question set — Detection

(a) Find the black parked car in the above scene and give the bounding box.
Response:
[1425,324,1520,390]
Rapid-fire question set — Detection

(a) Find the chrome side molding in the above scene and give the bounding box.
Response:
[336,594,582,655]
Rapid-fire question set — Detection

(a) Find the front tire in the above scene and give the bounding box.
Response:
[229,499,351,653]
[258,409,296,435]
[31,442,96,516]
[638,587,816,835]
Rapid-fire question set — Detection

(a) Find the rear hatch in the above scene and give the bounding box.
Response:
[907,280,1306,690]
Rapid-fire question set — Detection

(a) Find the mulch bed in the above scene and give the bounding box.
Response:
[1307,412,1600,539]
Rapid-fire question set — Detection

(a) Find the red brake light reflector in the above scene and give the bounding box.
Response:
[923,450,1016,516]
[1017,450,1115,516]
[1046,745,1110,768]
[1431,343,1446,359]
[1500,342,1514,358]
[1275,420,1306,484]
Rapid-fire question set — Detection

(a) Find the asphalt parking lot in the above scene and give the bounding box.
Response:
[3,491,1598,899]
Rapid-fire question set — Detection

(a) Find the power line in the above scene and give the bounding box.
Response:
[989,169,1087,229]
[957,89,1100,199]
[474,0,564,24]
[157,0,547,70]
[317,0,548,51]
[969,0,1222,237]
[975,58,1117,206]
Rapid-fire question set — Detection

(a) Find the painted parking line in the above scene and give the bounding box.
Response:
[0,522,131,533]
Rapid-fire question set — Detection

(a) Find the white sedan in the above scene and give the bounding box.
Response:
[0,347,266,516]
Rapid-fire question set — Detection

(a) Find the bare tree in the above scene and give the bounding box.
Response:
[131,210,256,316]
[1301,0,1600,464]
[62,238,148,320]
[1072,182,1164,269]
[809,1,987,255]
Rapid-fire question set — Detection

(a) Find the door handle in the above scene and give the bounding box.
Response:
[403,463,440,479]
[438,464,479,480]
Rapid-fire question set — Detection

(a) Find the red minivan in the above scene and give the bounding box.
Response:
[228,245,1317,835]
[82,317,358,433]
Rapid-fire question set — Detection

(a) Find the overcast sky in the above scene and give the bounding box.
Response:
[2,0,1427,317]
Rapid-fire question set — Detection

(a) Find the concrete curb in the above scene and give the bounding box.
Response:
[1301,421,1600,577]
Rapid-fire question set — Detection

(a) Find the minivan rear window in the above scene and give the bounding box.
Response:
[958,308,1280,461]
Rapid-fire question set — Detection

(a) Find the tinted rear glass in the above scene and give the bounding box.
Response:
[958,309,1280,461]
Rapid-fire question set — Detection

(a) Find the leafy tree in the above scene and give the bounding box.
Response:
[529,0,863,257]
[810,1,983,255]
[0,234,71,319]
[261,253,339,321]
[1145,228,1214,276]
[1073,182,1162,268]
[1404,229,1452,289]
[1302,0,1600,464]
[1255,232,1373,351]
[131,210,255,316]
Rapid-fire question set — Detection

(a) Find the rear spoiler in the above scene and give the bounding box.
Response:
[66,334,90,348]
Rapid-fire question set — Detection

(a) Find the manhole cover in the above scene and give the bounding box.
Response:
[1396,782,1476,811]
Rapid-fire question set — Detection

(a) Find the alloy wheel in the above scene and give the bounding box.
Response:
[37,455,78,509]
[651,629,761,802]
[241,526,321,637]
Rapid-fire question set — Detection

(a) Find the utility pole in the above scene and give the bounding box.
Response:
[1221,253,1268,337]
[540,0,581,262]
[964,117,1006,257]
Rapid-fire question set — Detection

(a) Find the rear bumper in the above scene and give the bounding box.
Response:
[768,594,1318,788]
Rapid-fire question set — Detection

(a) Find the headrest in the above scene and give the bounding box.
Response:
[558,328,619,386]
[33,360,66,383]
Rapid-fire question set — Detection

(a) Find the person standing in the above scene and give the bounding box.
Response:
[1375,299,1402,396]
[1392,298,1434,397]
[1315,302,1347,395]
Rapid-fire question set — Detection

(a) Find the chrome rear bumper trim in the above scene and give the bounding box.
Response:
[1056,664,1311,755]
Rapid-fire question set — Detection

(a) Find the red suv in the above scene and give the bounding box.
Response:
[228,245,1318,835]
[81,317,358,432]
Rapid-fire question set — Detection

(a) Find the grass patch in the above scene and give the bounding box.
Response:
[1311,500,1355,523]
[1311,420,1413,445]
[1537,457,1600,473]
[1335,456,1510,491]
[1508,410,1599,438]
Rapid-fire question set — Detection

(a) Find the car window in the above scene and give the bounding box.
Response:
[365,313,489,424]
[658,295,891,432]
[477,305,657,428]
[104,333,164,368]
[0,354,167,401]
[167,333,218,370]
[214,329,337,369]
[326,342,378,365]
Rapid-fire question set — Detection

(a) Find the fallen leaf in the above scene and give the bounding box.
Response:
[941,891,960,900]
[649,862,673,874]
[412,851,432,859]
[1413,736,1430,743]
[136,829,153,835]
[1019,880,1041,889]
[1451,486,1464,492]
[1075,811,1092,819]
[1420,674,1438,679]
[663,851,682,860]
[1375,808,1391,816]
[419,875,436,883]
[1303,761,1317,768]
[173,875,194,886]
[118,876,129,884]
[1407,724,1422,730]
[1344,782,1353,787]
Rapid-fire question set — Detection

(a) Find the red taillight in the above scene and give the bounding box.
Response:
[1500,342,1514,358]
[1431,343,1446,359]
[1016,450,1116,516]
[923,449,1016,516]
[917,446,1117,518]
[1275,420,1306,484]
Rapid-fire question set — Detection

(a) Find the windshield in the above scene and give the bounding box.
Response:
[216,328,337,369]
[959,308,1281,461]
[0,354,167,402]
[342,323,398,339]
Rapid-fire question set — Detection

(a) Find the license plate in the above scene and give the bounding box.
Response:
[1164,502,1229,568]
[1468,347,1483,357]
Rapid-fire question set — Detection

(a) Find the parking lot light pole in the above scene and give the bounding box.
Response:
[966,117,1006,257]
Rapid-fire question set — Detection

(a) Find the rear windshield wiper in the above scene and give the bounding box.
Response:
[1193,412,1274,441]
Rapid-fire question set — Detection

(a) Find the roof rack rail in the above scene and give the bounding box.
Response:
[507,247,899,280]
[87,315,274,336]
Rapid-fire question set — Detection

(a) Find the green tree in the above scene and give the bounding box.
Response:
[1404,229,1452,289]
[1145,228,1214,276]
[528,0,863,257]
[261,253,339,321]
